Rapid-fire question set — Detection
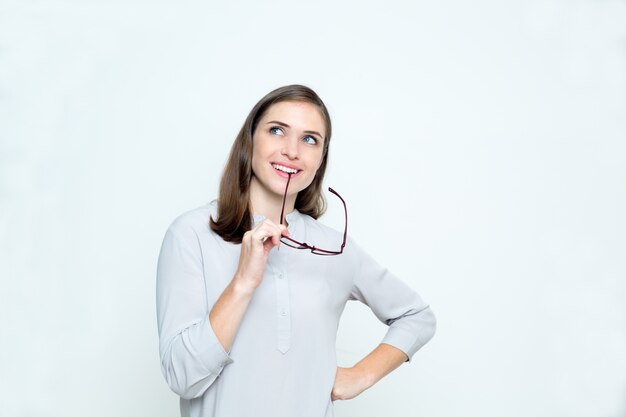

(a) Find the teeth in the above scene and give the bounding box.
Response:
[272,164,299,174]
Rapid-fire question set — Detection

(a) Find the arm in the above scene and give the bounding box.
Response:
[156,222,235,399]
[208,279,255,352]
[332,343,408,401]
[209,219,288,351]
[332,240,436,400]
[157,217,287,399]
[157,213,289,400]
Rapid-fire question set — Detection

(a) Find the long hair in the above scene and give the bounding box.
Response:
[210,84,332,243]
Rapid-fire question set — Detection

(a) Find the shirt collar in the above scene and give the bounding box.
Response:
[252,210,301,231]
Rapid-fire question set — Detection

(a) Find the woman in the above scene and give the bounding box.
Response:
[156,85,436,417]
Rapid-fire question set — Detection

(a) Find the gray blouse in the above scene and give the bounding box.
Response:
[156,201,436,417]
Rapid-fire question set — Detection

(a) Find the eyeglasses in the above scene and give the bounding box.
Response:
[279,173,347,255]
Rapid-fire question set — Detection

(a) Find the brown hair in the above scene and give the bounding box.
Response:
[210,84,332,243]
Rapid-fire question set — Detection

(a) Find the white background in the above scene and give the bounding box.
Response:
[1,0,625,416]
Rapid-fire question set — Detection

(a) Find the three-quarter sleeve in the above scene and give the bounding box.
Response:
[156,219,234,399]
[349,240,436,362]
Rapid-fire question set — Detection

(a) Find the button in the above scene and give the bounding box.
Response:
[280,310,287,316]
[277,274,283,279]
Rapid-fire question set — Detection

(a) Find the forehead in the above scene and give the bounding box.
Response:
[259,100,326,136]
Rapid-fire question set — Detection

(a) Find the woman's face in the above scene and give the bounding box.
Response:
[250,100,326,201]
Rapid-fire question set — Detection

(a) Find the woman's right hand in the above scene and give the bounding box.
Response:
[234,219,289,291]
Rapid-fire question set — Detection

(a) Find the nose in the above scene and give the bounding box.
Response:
[281,136,299,160]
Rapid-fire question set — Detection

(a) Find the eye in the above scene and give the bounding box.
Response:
[269,126,284,136]
[303,135,318,145]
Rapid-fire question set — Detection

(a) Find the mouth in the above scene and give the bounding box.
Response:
[272,163,302,176]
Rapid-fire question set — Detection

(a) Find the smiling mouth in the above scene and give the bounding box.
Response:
[272,163,301,174]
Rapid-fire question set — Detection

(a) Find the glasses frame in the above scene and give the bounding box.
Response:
[279,174,347,256]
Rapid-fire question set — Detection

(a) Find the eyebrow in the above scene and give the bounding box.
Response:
[266,120,323,139]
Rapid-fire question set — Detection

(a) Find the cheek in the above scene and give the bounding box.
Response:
[251,137,266,168]
[250,150,258,171]
[314,153,325,171]
[250,149,265,177]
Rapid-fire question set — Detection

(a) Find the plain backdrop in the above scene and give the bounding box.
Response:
[1,0,625,416]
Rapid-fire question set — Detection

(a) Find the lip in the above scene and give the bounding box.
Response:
[271,162,303,179]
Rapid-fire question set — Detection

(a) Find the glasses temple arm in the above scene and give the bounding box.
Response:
[328,187,348,250]
[280,173,292,225]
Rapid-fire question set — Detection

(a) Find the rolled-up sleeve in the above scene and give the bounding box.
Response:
[156,220,234,399]
[349,241,436,362]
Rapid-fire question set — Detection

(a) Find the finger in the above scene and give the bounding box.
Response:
[254,224,283,247]
[259,220,289,240]
[279,224,290,238]
[266,236,280,250]
[252,222,278,239]
[270,228,283,246]
[251,228,268,243]
[259,226,281,247]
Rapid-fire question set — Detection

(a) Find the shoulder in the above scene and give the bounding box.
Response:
[165,200,217,238]
[297,212,344,241]
[296,212,365,259]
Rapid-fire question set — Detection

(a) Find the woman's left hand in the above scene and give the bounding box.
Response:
[331,366,371,401]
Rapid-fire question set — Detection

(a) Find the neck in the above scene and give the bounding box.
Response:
[249,177,296,225]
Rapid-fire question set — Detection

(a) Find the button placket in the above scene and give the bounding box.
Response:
[269,214,298,355]
[274,268,291,354]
